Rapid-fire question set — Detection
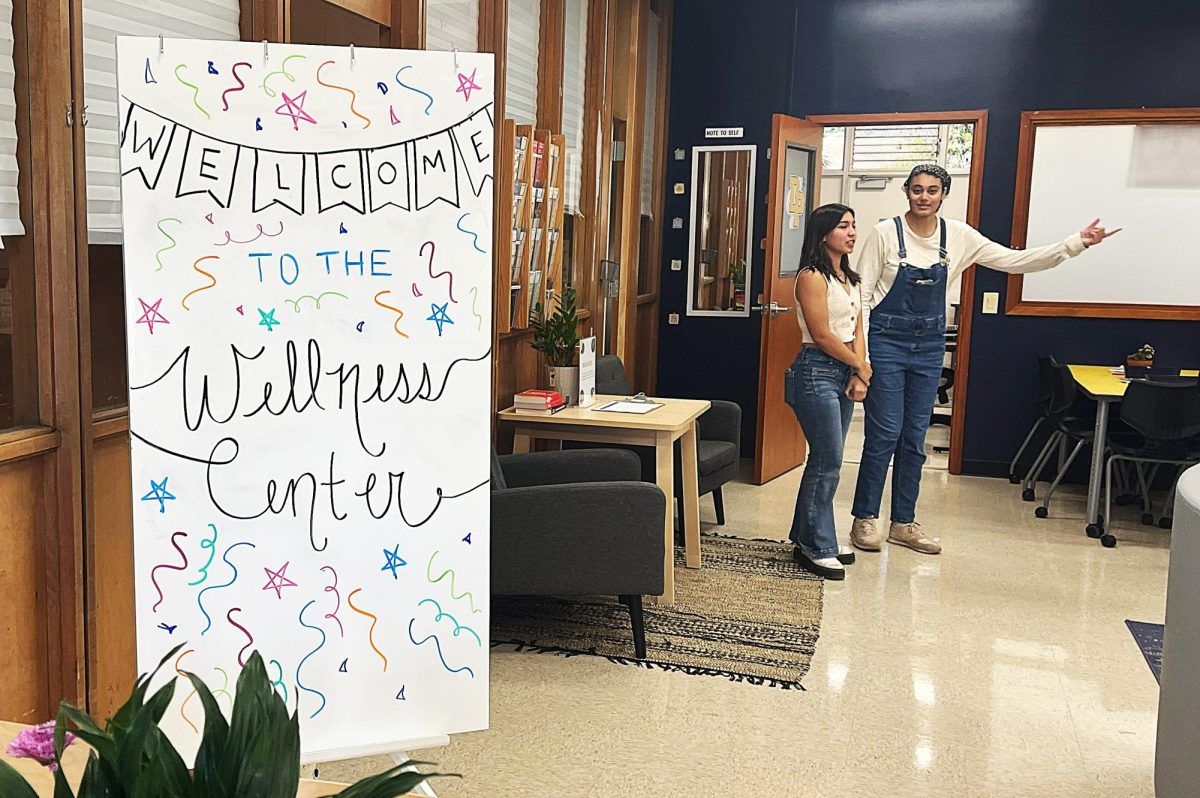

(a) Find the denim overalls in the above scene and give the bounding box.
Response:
[851,217,949,525]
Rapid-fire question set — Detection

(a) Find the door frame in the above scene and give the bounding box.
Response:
[805,110,988,476]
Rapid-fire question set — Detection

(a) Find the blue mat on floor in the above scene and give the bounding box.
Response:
[1125,620,1163,683]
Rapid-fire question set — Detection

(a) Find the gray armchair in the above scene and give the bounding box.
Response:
[592,355,741,525]
[490,447,665,658]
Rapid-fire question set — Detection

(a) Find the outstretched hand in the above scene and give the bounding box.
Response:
[1081,219,1121,248]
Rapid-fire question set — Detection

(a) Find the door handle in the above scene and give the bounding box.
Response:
[751,302,792,317]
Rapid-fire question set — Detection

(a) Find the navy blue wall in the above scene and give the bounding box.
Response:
[659,0,1200,473]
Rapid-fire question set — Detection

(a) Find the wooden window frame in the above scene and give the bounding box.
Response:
[1005,107,1200,321]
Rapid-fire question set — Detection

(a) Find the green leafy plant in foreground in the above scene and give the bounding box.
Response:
[529,287,580,367]
[0,645,451,797]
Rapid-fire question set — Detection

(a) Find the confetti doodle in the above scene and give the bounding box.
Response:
[339,659,348,673]
[396,686,406,700]
[317,60,371,129]
[144,58,157,84]
[422,240,457,302]
[275,90,317,131]
[174,64,210,119]
[135,297,170,334]
[175,648,199,733]
[207,61,219,75]
[372,290,409,338]
[321,566,345,637]
[284,291,348,313]
[395,66,434,115]
[258,307,281,331]
[236,305,244,315]
[255,118,262,131]
[227,607,255,667]
[411,283,423,297]
[381,545,406,579]
[376,81,389,94]
[149,530,189,612]
[188,523,219,586]
[389,105,401,125]
[418,598,482,646]
[269,658,289,704]
[296,600,329,718]
[455,68,482,102]
[468,287,483,331]
[181,255,220,310]
[197,541,256,636]
[462,533,472,545]
[154,218,181,271]
[346,588,388,672]
[221,62,251,111]
[408,619,475,678]
[141,477,176,513]
[426,550,482,615]
[338,223,348,234]
[455,212,487,254]
[260,53,305,98]
[262,562,298,599]
[205,213,214,224]
[157,622,177,634]
[212,667,233,713]
[213,220,284,246]
[355,320,365,332]
[426,302,454,337]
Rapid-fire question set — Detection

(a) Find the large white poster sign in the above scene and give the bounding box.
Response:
[118,37,494,761]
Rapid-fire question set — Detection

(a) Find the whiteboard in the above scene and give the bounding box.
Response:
[1023,123,1200,306]
[118,37,494,763]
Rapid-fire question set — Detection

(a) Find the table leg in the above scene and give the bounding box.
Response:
[512,431,533,454]
[680,422,702,569]
[655,430,675,605]
[1085,399,1110,534]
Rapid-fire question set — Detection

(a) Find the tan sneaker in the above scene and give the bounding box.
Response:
[850,517,882,551]
[887,521,942,555]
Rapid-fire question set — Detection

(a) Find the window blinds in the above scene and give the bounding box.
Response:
[82,0,240,244]
[561,0,587,212]
[426,0,479,54]
[639,7,660,213]
[0,0,23,243]
[505,0,539,127]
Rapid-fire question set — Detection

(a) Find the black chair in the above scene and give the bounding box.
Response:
[1009,357,1057,491]
[1102,380,1200,547]
[591,355,741,526]
[490,447,665,658]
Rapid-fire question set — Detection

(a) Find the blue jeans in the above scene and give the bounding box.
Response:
[786,348,854,559]
[851,331,945,524]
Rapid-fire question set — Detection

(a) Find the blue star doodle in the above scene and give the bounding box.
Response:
[141,477,176,513]
[381,545,407,579]
[426,302,454,337]
[258,307,281,332]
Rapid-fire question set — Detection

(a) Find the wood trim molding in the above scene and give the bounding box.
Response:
[536,0,564,132]
[389,0,425,48]
[322,0,392,25]
[0,428,61,464]
[806,109,991,126]
[1006,107,1200,321]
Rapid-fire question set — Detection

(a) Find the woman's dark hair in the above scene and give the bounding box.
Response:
[904,163,952,193]
[799,203,859,286]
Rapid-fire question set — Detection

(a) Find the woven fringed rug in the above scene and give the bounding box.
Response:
[491,534,823,689]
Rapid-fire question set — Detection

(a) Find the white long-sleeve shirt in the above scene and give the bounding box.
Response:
[856,215,1086,325]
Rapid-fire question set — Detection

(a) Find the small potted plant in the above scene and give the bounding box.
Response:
[529,287,581,405]
[1126,343,1155,378]
[730,259,747,310]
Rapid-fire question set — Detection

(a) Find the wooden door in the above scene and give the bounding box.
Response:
[753,114,823,484]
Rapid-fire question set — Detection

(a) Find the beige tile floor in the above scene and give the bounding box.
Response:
[317,450,1168,797]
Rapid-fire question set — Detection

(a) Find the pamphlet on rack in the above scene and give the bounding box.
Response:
[578,336,597,407]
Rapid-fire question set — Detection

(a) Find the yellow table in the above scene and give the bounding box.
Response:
[1068,365,1200,535]
[498,394,712,605]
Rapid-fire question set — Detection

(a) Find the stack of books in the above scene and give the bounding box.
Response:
[513,388,567,415]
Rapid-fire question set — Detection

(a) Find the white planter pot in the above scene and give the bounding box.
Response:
[549,366,580,406]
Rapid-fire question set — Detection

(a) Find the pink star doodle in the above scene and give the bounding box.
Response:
[455,69,482,102]
[275,90,318,131]
[262,562,298,600]
[135,297,170,335]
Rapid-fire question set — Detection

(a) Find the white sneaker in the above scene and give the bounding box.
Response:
[793,548,846,580]
[836,545,856,565]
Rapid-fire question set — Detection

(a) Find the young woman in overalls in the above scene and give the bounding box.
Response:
[849,164,1118,555]
[786,203,871,580]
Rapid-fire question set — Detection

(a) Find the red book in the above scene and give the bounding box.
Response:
[514,389,565,409]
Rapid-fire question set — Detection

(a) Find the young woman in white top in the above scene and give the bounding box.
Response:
[786,203,872,580]
[848,164,1118,555]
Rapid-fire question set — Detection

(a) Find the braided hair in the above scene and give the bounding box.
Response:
[904,163,952,193]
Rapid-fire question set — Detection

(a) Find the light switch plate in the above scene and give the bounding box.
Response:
[668,313,680,325]
[670,259,682,271]
[982,292,1000,314]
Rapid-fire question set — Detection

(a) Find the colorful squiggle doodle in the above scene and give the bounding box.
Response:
[346,588,388,672]
[317,60,371,128]
[197,541,256,636]
[296,600,328,719]
[174,64,210,119]
[212,667,233,713]
[395,66,434,115]
[188,523,218,586]
[175,648,199,734]
[320,565,344,637]
[226,607,254,667]
[418,598,482,646]
[468,287,483,331]
[408,619,475,678]
[150,531,189,613]
[269,659,289,704]
[284,292,349,313]
[425,550,482,615]
[221,61,252,111]
[181,255,219,310]
[154,218,181,271]
[213,220,284,246]
[389,105,401,125]
[260,54,305,98]
[411,283,423,297]
[422,241,456,302]
[373,290,409,339]
[455,213,487,253]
